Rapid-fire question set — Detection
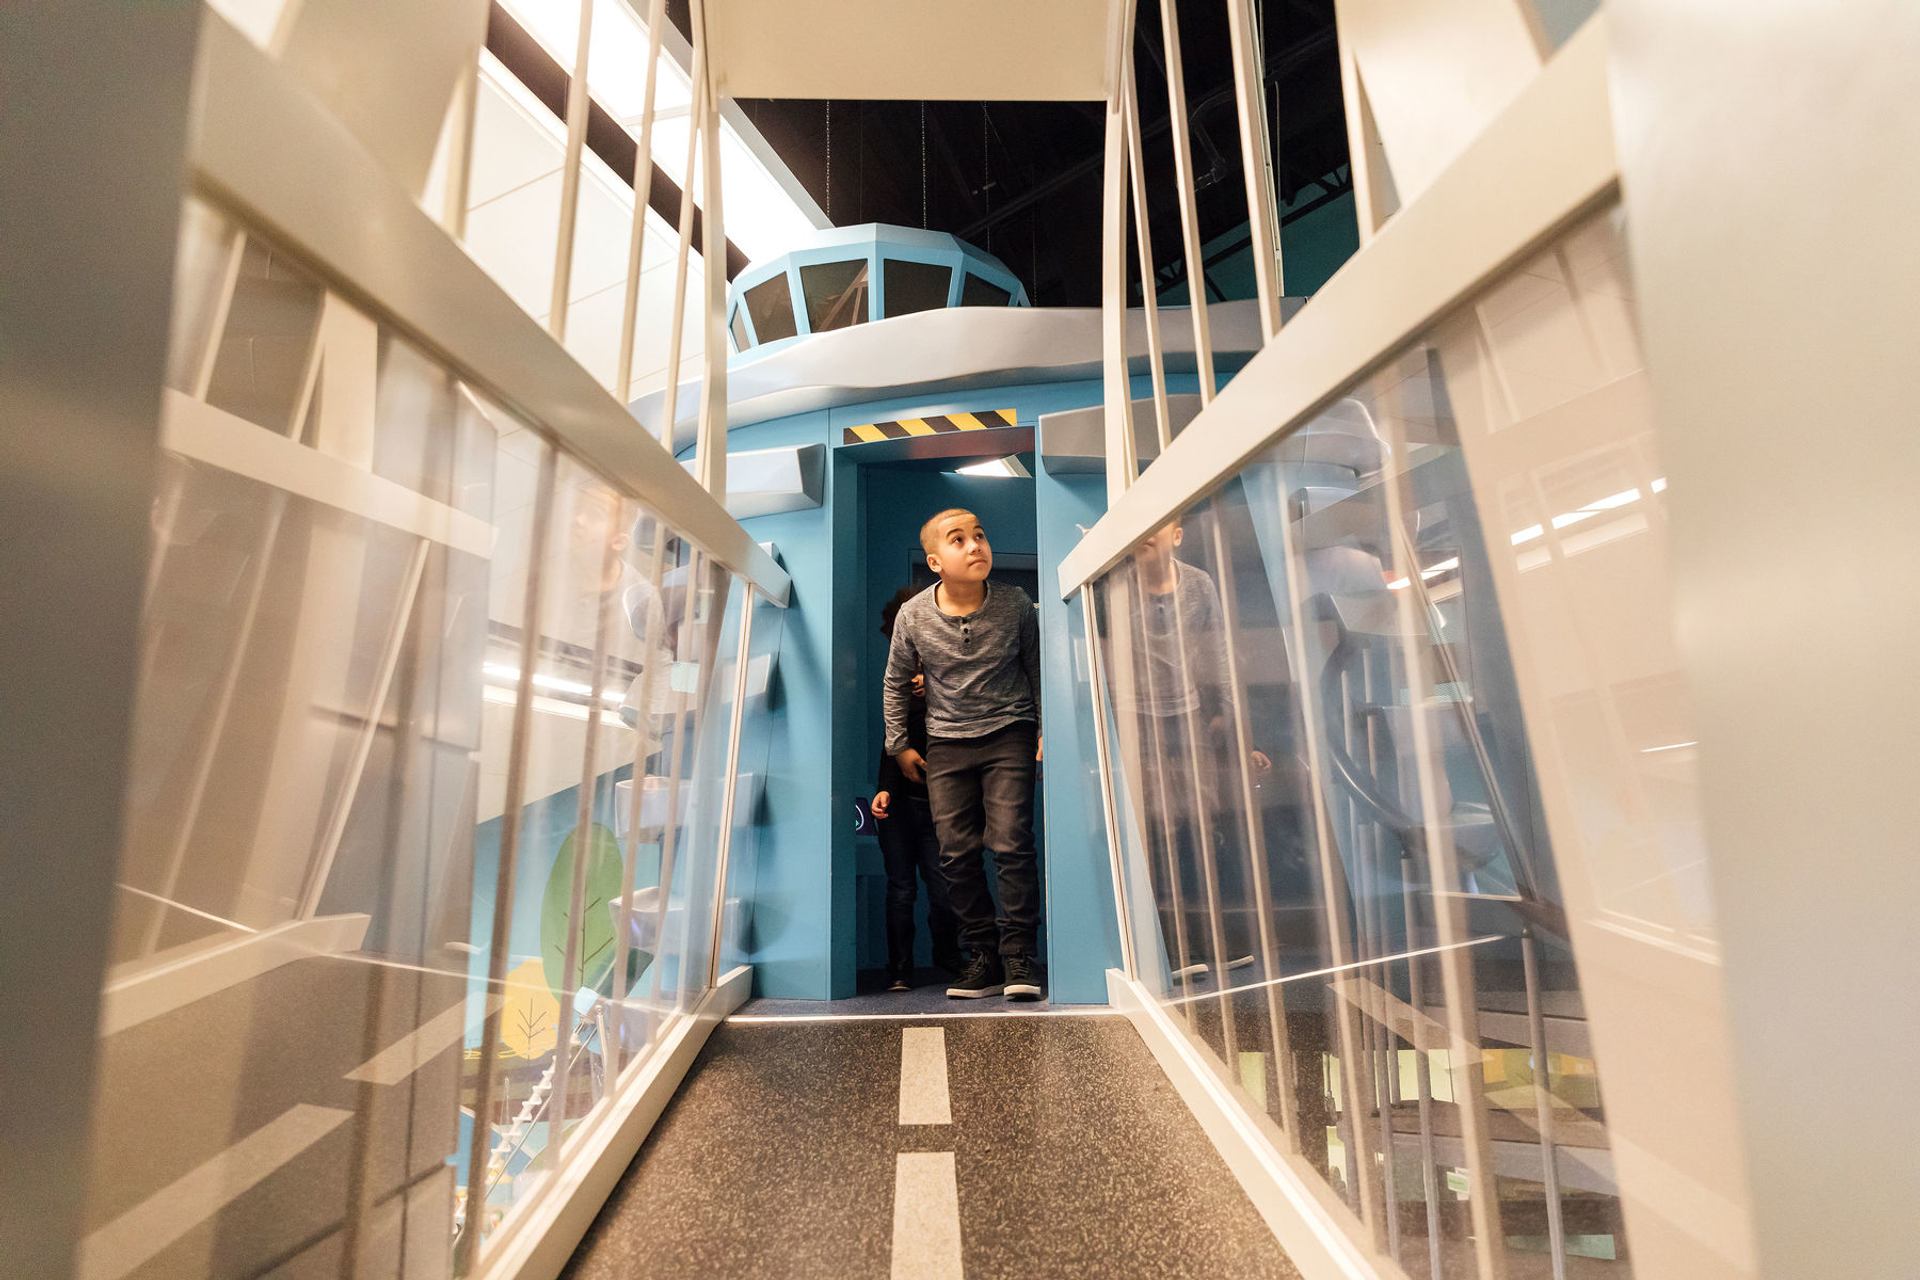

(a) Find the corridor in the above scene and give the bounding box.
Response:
[565,1011,1297,1278]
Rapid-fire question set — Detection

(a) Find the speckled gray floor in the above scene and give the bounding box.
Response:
[563,1015,1301,1279]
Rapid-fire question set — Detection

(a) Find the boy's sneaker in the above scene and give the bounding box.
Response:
[1004,954,1044,1002]
[887,970,913,993]
[946,951,1005,999]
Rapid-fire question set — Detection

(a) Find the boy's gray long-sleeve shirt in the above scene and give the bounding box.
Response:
[884,581,1041,754]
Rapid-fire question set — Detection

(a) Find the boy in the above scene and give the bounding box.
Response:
[884,508,1044,1000]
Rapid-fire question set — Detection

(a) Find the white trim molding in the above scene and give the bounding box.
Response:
[1059,16,1616,598]
[473,963,754,1280]
[1108,970,1387,1280]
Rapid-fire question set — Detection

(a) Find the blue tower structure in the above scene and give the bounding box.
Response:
[634,224,1269,1003]
[724,224,1030,358]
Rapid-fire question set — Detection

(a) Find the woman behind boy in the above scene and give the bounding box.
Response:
[873,586,963,990]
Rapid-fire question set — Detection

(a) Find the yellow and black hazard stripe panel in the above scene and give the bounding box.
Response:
[841,407,1016,445]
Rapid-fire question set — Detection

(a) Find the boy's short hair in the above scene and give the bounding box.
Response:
[919,507,978,557]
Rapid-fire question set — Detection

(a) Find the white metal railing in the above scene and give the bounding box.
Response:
[1073,12,1627,1280]
[189,12,785,607]
[1064,15,1616,600]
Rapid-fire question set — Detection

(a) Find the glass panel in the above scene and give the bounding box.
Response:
[883,258,953,317]
[800,257,869,332]
[1086,205,1651,1277]
[960,272,1012,308]
[743,273,797,344]
[94,195,777,1279]
[467,455,642,1235]
[97,198,511,1280]
[730,306,751,351]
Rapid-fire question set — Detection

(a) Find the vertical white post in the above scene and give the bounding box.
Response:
[1123,63,1172,451]
[1224,0,1283,338]
[1080,585,1136,979]
[705,592,756,986]
[1101,100,1137,503]
[657,46,705,452]
[613,0,671,404]
[1156,0,1216,402]
[691,0,728,502]
[440,54,482,240]
[548,0,596,342]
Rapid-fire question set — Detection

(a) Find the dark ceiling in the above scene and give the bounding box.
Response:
[669,0,1350,306]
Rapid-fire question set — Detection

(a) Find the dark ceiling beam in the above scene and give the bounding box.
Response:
[484,2,749,278]
[955,26,1336,244]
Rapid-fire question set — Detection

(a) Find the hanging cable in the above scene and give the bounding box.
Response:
[981,102,991,250]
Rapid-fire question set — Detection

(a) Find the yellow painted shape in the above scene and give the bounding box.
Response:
[898,418,937,436]
[847,423,889,443]
[498,958,561,1060]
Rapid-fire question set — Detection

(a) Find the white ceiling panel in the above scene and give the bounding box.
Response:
[704,0,1117,101]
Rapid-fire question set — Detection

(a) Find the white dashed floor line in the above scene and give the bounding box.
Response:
[890,1151,964,1280]
[898,1026,953,1125]
[892,1025,963,1276]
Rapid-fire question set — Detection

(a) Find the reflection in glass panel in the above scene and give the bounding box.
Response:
[466,456,645,1238]
[960,273,1012,308]
[883,258,953,317]
[100,198,511,1280]
[1086,205,1655,1277]
[730,306,751,351]
[95,196,769,1279]
[800,257,870,331]
[743,273,797,344]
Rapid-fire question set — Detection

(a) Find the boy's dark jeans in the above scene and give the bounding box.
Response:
[925,721,1040,958]
[877,794,961,974]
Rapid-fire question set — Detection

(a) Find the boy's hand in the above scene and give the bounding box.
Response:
[1036,734,1044,763]
[911,672,926,698]
[896,748,927,783]
[872,790,892,820]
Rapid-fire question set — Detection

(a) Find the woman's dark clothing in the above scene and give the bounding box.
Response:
[878,794,961,976]
[876,693,931,800]
[876,692,959,974]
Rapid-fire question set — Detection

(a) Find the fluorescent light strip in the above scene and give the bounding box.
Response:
[496,0,818,260]
[1640,740,1699,754]
[481,683,629,728]
[483,661,624,703]
[954,458,1027,479]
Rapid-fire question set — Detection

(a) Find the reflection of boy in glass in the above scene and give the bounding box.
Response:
[871,587,963,990]
[1129,520,1270,980]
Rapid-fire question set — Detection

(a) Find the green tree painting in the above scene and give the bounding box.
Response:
[538,822,625,1005]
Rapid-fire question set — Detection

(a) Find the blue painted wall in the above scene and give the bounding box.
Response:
[1032,455,1124,1003]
